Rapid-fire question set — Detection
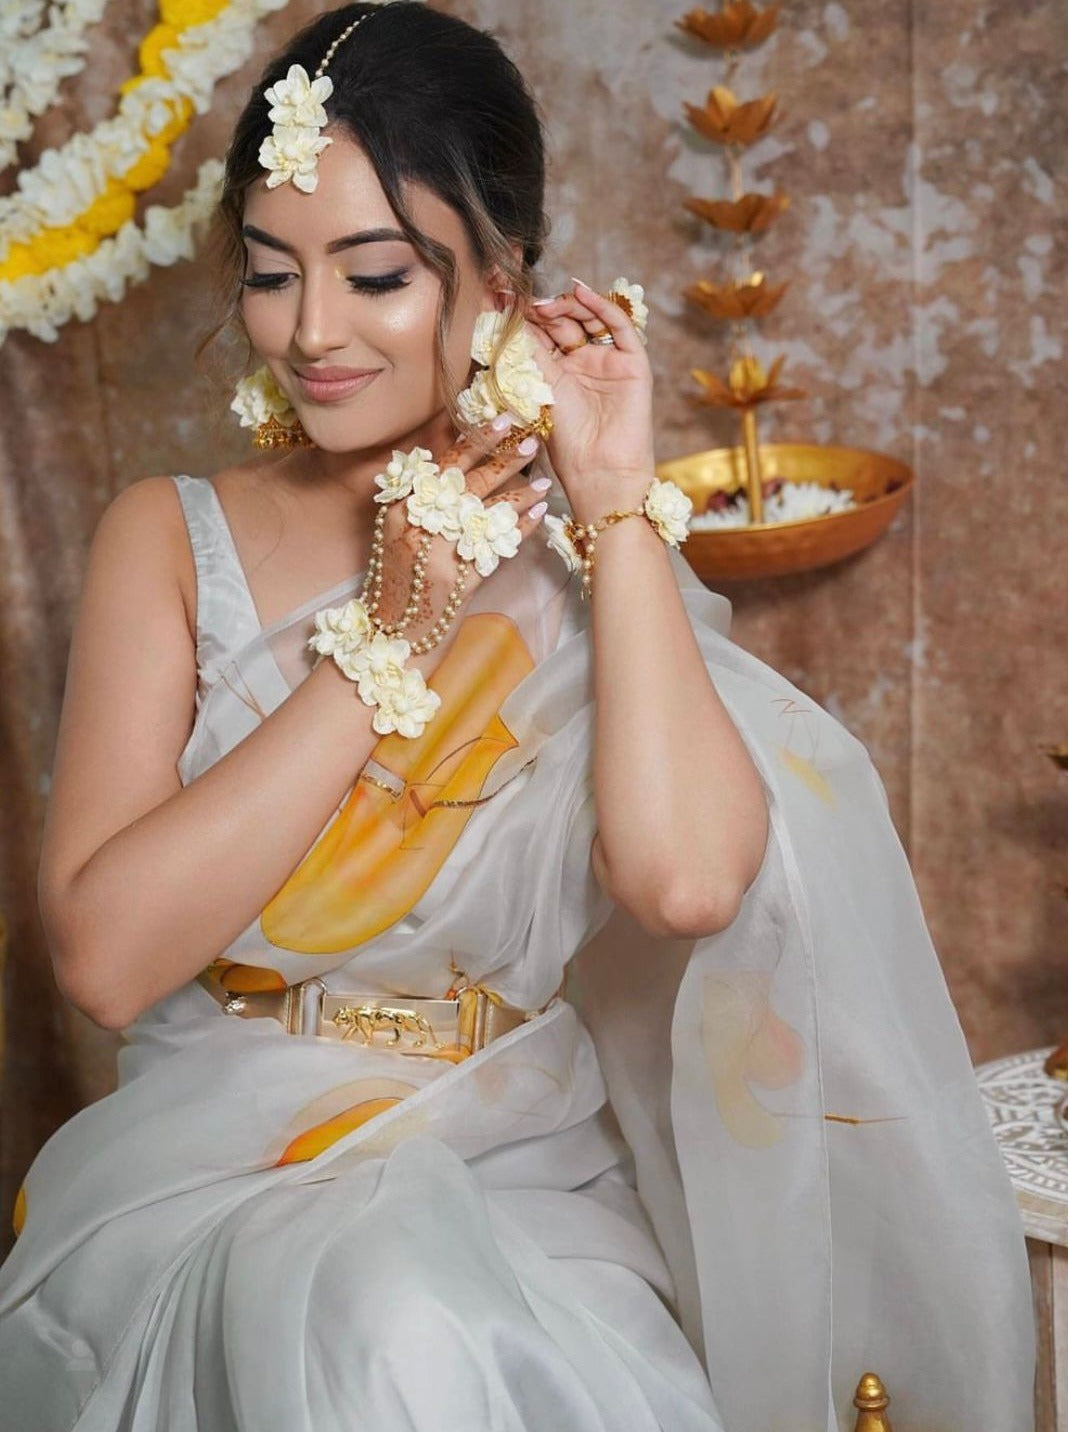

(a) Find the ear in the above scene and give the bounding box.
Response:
[484,244,525,310]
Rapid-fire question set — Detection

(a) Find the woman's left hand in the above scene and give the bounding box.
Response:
[521,278,655,524]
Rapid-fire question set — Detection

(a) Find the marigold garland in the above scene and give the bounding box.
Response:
[0,0,111,172]
[0,0,290,281]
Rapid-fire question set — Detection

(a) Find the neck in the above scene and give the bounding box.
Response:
[278,406,457,502]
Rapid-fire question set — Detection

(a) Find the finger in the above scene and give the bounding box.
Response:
[524,298,591,353]
[569,278,642,353]
[437,413,517,472]
[498,487,550,544]
[464,435,542,501]
[483,473,553,517]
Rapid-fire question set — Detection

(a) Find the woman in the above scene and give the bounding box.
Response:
[0,4,1034,1429]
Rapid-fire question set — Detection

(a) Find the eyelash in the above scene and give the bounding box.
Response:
[241,272,411,295]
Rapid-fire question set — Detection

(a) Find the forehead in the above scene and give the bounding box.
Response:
[241,130,471,257]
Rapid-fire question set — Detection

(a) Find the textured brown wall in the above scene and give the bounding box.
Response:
[2,0,1066,1256]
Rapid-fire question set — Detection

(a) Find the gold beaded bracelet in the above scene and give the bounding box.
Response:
[563,508,647,599]
[548,477,694,600]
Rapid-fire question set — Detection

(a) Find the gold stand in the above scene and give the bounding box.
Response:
[852,1372,893,1432]
[740,409,765,523]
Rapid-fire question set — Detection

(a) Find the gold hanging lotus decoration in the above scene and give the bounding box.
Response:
[685,274,789,320]
[692,354,806,409]
[684,191,790,233]
[684,86,779,146]
[662,0,914,575]
[675,2,780,49]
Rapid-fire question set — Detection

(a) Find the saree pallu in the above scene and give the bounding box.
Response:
[0,473,1034,1431]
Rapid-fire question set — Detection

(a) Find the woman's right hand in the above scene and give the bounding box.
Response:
[372,416,548,657]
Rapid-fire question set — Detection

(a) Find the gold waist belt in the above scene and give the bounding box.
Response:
[196,971,547,1057]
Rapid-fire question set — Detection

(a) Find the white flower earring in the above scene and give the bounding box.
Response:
[456,307,556,454]
[230,366,313,449]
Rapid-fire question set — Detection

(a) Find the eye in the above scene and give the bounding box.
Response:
[240,272,412,295]
[241,273,293,291]
[347,272,411,296]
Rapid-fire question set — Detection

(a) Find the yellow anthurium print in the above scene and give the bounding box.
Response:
[262,613,533,954]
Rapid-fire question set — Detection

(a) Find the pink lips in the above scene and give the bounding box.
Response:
[294,367,382,403]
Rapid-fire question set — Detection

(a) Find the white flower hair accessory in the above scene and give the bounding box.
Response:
[257,5,396,193]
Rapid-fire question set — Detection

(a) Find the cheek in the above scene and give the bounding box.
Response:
[240,294,292,356]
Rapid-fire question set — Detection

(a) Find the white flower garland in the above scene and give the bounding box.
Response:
[0,156,222,343]
[0,0,291,262]
[0,0,110,173]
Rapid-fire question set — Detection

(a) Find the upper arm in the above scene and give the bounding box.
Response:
[38,476,199,950]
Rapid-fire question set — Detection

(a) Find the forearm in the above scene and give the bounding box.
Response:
[588,516,768,936]
[48,655,419,1028]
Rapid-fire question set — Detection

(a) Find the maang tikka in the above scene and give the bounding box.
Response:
[232,4,391,449]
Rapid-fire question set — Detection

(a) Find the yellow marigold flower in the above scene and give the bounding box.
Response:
[124,137,173,193]
[139,23,181,78]
[0,226,97,279]
[161,0,230,26]
[155,96,195,145]
[78,184,136,238]
[0,244,38,281]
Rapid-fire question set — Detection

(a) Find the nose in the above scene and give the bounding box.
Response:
[292,269,350,357]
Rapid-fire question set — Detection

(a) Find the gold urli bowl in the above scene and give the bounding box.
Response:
[655,442,914,582]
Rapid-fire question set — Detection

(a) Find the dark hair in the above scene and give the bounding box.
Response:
[199,0,550,430]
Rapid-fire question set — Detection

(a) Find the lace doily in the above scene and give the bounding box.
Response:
[976,1046,1068,1246]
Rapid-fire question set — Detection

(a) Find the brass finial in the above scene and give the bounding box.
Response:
[853,1372,893,1432]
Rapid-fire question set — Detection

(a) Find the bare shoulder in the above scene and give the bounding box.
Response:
[87,476,192,639]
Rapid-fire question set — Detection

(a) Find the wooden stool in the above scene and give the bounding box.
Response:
[976,1046,1068,1429]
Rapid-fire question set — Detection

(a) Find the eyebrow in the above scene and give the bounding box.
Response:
[241,223,410,254]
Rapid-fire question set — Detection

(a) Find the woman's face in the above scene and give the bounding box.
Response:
[239,130,501,457]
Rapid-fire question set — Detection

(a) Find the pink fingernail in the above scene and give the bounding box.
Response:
[531,295,560,306]
[517,435,539,455]
[530,476,552,492]
[570,276,594,293]
[491,412,513,431]
[529,500,548,520]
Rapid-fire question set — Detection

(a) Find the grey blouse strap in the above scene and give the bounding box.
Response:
[170,474,262,694]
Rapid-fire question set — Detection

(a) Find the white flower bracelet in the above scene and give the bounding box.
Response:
[543,478,693,599]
